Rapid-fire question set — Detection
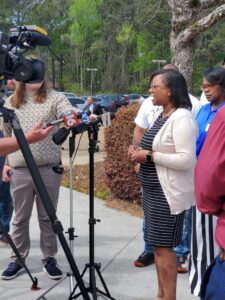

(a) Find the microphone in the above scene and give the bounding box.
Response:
[52,127,70,145]
[46,110,90,128]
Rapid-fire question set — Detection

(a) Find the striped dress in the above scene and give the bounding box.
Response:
[140,114,184,248]
[189,208,219,296]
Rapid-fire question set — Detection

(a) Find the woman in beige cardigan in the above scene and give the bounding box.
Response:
[130,69,198,300]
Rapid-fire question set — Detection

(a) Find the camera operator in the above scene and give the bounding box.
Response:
[0,55,76,281]
[0,78,16,245]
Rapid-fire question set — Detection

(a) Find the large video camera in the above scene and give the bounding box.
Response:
[0,25,51,82]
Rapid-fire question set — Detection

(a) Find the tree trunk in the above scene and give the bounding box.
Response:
[52,57,55,89]
[167,1,225,91]
[60,54,64,91]
[170,38,195,92]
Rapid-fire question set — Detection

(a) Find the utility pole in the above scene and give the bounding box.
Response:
[86,68,97,94]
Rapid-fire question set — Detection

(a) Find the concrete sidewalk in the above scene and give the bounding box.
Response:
[0,187,196,300]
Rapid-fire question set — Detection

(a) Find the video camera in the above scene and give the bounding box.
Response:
[0,25,51,82]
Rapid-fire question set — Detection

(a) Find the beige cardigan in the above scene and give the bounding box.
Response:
[152,108,198,214]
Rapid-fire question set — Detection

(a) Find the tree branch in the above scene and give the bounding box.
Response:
[200,0,225,10]
[178,4,225,43]
[167,0,225,15]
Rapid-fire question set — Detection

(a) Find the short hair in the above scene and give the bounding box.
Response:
[163,64,178,71]
[87,96,94,102]
[149,69,192,110]
[203,67,225,88]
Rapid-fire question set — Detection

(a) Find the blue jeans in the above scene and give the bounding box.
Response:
[143,218,154,253]
[0,181,13,234]
[174,208,192,258]
[143,208,192,257]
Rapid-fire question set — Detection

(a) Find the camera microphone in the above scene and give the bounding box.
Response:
[9,25,51,48]
[21,31,51,47]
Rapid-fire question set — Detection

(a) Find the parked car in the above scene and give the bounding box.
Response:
[94,94,129,112]
[63,92,78,98]
[115,94,130,108]
[61,92,86,110]
[141,94,149,99]
[124,94,144,104]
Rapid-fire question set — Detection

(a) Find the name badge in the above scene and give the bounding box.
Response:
[205,124,210,132]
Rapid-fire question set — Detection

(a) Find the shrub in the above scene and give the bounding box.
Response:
[104,103,141,201]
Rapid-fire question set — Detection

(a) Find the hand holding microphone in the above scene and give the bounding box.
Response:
[45,109,91,128]
[46,109,112,145]
[47,110,91,145]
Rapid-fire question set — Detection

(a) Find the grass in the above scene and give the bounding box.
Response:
[61,161,143,218]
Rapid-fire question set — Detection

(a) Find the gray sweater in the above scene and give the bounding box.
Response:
[4,90,73,167]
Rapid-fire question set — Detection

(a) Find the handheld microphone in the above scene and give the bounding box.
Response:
[46,110,90,128]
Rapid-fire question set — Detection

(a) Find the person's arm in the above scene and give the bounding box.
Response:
[55,92,79,118]
[195,107,225,215]
[97,104,103,115]
[133,125,146,146]
[0,121,53,156]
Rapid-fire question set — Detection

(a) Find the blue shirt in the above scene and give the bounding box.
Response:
[196,101,225,158]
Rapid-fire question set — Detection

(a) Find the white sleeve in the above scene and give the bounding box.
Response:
[200,92,209,105]
[189,94,202,118]
[134,97,154,129]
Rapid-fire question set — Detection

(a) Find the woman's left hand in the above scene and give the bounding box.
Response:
[131,149,149,163]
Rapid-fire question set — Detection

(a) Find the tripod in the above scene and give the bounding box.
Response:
[0,105,90,300]
[70,122,116,300]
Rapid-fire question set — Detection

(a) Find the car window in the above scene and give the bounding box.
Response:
[94,97,101,103]
[68,98,85,105]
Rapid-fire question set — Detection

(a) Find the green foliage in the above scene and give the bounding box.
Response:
[2,0,225,94]
[116,22,135,44]
[95,190,111,200]
[104,104,141,201]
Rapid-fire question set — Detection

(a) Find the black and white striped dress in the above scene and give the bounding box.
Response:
[140,114,184,248]
[189,207,219,296]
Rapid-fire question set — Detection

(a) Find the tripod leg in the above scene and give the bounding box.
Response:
[69,266,88,299]
[90,267,98,300]
[95,267,111,296]
[95,267,116,299]
[0,221,39,290]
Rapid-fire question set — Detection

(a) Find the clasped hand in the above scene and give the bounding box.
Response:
[128,145,149,163]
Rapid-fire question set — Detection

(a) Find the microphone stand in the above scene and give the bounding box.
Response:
[70,122,116,300]
[0,105,90,300]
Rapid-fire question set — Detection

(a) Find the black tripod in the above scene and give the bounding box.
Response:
[0,105,90,300]
[70,122,116,300]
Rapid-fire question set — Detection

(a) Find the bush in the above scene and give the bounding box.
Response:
[104,104,141,201]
